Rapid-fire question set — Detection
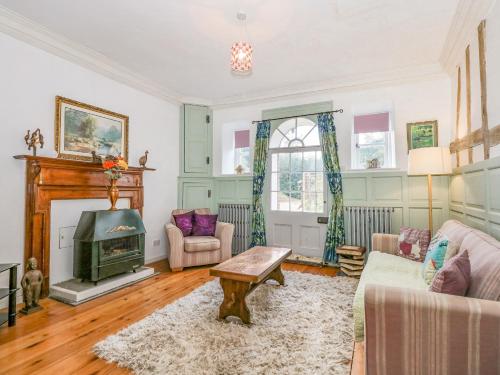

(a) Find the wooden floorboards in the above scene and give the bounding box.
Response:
[0,260,363,375]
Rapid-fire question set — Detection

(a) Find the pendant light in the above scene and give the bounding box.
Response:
[230,11,253,74]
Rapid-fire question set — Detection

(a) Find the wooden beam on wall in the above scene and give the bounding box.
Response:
[478,20,490,160]
[455,66,461,166]
[465,45,473,163]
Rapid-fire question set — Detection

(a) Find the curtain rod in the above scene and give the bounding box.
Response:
[251,109,343,124]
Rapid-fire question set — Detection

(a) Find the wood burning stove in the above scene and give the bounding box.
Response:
[73,209,146,283]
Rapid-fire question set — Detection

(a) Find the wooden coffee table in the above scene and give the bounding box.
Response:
[209,246,292,324]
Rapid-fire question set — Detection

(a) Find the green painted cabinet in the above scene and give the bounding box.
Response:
[180,104,212,176]
[178,179,214,210]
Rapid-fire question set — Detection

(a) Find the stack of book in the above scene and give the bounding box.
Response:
[337,245,366,278]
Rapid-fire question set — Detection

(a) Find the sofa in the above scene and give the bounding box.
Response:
[165,208,234,271]
[354,220,500,375]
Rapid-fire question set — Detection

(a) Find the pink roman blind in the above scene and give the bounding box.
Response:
[354,112,389,134]
[234,130,250,148]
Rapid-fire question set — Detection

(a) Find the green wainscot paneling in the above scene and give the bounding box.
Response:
[179,104,213,177]
[343,170,450,233]
[214,176,253,205]
[449,156,500,240]
[178,176,252,212]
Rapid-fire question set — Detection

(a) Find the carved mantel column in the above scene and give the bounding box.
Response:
[14,155,154,297]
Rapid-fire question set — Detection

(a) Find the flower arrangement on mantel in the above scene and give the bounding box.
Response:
[102,155,128,211]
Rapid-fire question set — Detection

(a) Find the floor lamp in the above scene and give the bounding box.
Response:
[408,147,452,233]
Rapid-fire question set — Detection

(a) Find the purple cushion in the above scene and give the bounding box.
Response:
[430,250,471,296]
[173,211,194,237]
[192,214,218,236]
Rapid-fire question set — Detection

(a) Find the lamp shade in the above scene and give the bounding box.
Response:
[408,147,452,175]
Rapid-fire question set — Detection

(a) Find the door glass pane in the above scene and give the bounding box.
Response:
[316,193,325,212]
[271,154,278,172]
[303,151,315,171]
[303,192,316,212]
[271,172,278,191]
[316,151,323,170]
[315,172,324,191]
[279,173,290,192]
[303,171,316,193]
[290,192,302,211]
[271,191,278,210]
[279,153,290,171]
[277,192,290,210]
[290,173,303,192]
[290,152,302,172]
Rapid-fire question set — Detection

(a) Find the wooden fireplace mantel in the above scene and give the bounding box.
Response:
[14,155,155,296]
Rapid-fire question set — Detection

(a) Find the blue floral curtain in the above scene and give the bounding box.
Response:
[318,113,345,263]
[250,120,271,247]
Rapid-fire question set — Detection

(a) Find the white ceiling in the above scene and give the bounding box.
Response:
[0,0,459,103]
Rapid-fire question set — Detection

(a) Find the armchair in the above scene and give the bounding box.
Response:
[165,208,234,272]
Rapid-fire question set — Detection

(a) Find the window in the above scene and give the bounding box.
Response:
[234,130,250,173]
[352,112,394,169]
[270,118,324,213]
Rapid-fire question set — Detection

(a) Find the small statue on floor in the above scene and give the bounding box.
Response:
[20,257,44,315]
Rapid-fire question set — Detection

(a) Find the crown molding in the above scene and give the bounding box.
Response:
[0,6,201,106]
[439,0,497,75]
[211,63,448,109]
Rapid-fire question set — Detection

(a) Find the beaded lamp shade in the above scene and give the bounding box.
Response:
[230,41,253,73]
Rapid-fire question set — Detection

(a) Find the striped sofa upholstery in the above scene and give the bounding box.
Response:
[363,220,500,375]
[165,208,234,271]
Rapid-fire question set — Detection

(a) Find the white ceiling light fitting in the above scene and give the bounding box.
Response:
[230,11,253,74]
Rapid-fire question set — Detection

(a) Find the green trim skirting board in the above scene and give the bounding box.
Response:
[178,170,450,233]
[449,156,500,240]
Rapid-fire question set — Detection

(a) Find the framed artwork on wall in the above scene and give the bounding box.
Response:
[55,96,129,161]
[406,120,438,151]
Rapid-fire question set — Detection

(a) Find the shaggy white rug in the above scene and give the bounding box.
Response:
[94,271,358,375]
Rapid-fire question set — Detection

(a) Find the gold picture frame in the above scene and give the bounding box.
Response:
[406,120,438,151]
[55,96,129,161]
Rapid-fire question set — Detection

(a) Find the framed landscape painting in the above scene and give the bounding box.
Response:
[55,96,129,161]
[406,120,438,151]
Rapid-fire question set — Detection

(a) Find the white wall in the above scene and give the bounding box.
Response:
[0,32,179,292]
[213,77,452,175]
[449,0,500,165]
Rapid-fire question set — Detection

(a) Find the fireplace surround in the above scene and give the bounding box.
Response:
[15,155,154,296]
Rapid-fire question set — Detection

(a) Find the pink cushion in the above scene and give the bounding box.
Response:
[460,231,500,301]
[398,227,431,261]
[192,214,218,236]
[173,210,194,237]
[438,220,474,247]
[430,250,471,296]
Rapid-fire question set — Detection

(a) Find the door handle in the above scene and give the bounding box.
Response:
[208,189,212,198]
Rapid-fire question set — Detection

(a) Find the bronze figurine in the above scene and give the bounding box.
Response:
[91,151,103,163]
[139,150,149,168]
[24,128,44,156]
[20,257,43,315]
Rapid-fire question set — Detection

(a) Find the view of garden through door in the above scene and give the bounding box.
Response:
[266,116,328,258]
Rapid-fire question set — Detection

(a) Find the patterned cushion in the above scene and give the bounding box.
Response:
[398,227,431,261]
[422,239,449,284]
[184,236,220,252]
[430,250,471,296]
[460,231,500,301]
[173,210,194,237]
[428,232,460,262]
[192,214,218,236]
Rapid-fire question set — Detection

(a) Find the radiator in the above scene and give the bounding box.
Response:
[218,204,251,255]
[343,206,394,252]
